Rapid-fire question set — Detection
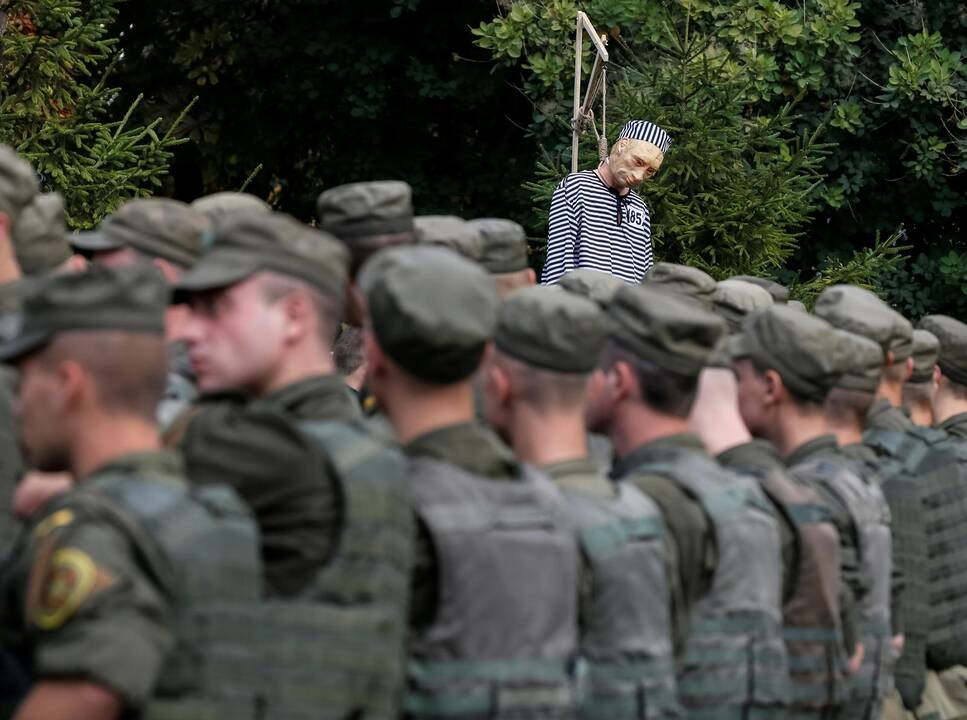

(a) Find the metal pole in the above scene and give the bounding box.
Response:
[571,11,584,174]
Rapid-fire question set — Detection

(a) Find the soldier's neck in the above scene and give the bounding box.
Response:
[389,382,476,446]
[609,401,691,458]
[825,422,863,447]
[933,391,967,426]
[875,379,903,408]
[769,403,830,457]
[71,416,161,481]
[256,344,336,397]
[509,406,589,467]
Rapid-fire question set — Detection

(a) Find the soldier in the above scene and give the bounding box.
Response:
[919,315,967,442]
[587,283,788,716]
[693,280,848,718]
[71,198,212,431]
[0,265,261,719]
[173,211,413,718]
[190,191,271,222]
[482,286,679,719]
[730,306,885,717]
[815,286,967,711]
[642,261,716,308]
[359,246,579,719]
[468,218,536,297]
[728,275,789,304]
[901,329,940,427]
[414,215,484,260]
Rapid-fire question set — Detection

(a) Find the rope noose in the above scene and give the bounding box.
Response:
[597,61,608,162]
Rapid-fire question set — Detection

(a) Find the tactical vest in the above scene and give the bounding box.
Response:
[643,452,789,717]
[732,461,849,714]
[858,435,930,710]
[791,453,894,718]
[554,469,679,720]
[865,425,967,671]
[154,420,414,720]
[406,458,579,720]
[80,470,264,720]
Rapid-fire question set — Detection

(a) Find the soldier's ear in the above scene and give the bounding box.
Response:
[761,368,784,406]
[610,360,636,402]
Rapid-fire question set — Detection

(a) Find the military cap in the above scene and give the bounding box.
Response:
[814,284,912,362]
[495,286,605,374]
[642,262,716,308]
[908,328,940,384]
[729,275,790,304]
[190,192,271,222]
[831,330,883,393]
[174,211,348,302]
[786,300,807,313]
[558,268,625,308]
[712,279,774,333]
[730,305,838,403]
[318,181,414,239]
[12,192,71,276]
[0,264,167,362]
[607,284,725,379]
[468,218,529,274]
[359,245,498,384]
[918,315,967,387]
[414,216,484,261]
[0,146,39,224]
[72,198,210,268]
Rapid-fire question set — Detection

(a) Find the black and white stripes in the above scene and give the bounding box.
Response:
[541,171,653,285]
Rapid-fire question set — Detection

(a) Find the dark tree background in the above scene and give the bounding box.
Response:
[113,0,539,222]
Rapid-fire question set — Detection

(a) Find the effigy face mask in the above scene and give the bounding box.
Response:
[608,139,664,188]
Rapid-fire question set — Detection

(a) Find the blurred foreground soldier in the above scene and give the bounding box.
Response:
[902,329,940,427]
[189,191,271,222]
[817,286,967,709]
[0,265,260,720]
[693,286,848,718]
[174,212,413,718]
[468,218,536,297]
[543,120,671,284]
[414,215,484,261]
[484,286,679,719]
[11,193,84,279]
[587,284,788,716]
[317,180,417,326]
[642,262,716,309]
[559,268,624,308]
[359,247,579,719]
[731,306,891,719]
[73,198,211,431]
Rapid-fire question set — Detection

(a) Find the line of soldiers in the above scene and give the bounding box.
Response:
[2,144,967,720]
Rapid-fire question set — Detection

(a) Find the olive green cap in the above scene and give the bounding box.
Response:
[0,146,39,224]
[786,300,807,313]
[918,315,967,387]
[359,245,498,384]
[607,284,725,379]
[495,286,605,374]
[190,192,271,222]
[12,192,71,276]
[730,305,838,403]
[831,329,883,393]
[72,198,210,268]
[712,279,774,333]
[0,264,167,362]
[414,215,484,261]
[729,275,790,304]
[558,269,625,308]
[173,211,348,302]
[468,218,529,274]
[642,262,716,308]
[908,328,940,384]
[814,284,912,362]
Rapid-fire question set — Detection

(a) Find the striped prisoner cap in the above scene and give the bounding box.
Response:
[618,121,672,154]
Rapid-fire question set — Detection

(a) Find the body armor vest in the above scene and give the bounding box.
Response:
[856,436,930,710]
[730,460,849,715]
[149,420,412,720]
[791,453,894,719]
[865,425,967,671]
[81,470,264,720]
[554,469,679,720]
[406,458,579,720]
[639,451,789,717]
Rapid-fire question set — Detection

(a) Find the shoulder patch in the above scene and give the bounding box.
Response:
[33,509,74,539]
[28,547,104,630]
